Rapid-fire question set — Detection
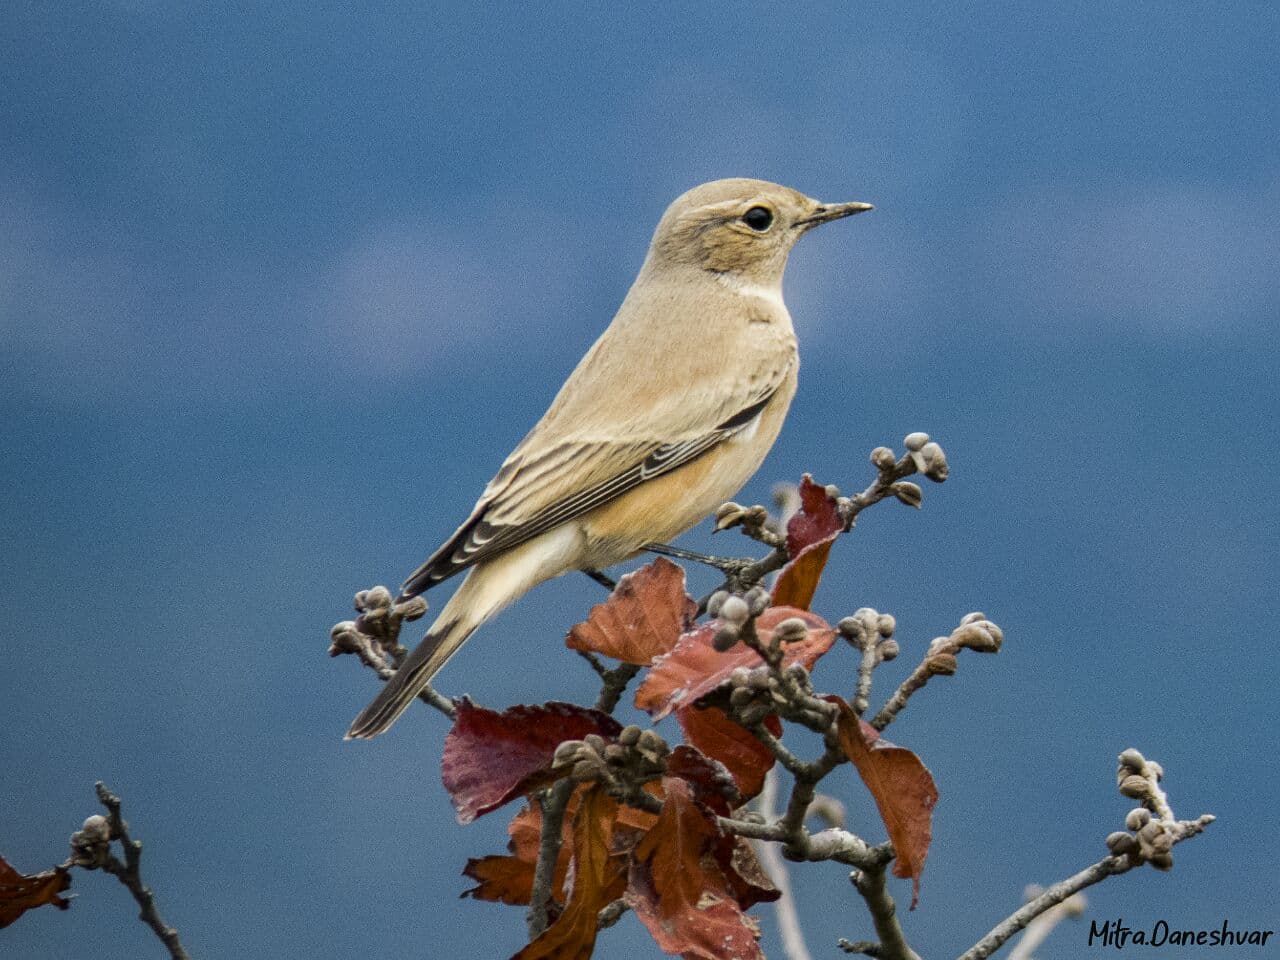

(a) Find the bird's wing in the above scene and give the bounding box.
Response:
[397,369,786,599]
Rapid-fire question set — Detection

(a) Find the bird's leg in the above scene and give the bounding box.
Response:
[582,569,618,591]
[643,542,752,577]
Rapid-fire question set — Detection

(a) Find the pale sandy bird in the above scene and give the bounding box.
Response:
[347,178,871,739]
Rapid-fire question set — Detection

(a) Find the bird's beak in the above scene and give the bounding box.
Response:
[795,201,874,229]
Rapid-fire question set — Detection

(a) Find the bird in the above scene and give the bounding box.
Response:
[346,178,871,739]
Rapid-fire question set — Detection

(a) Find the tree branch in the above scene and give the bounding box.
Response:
[67,783,190,960]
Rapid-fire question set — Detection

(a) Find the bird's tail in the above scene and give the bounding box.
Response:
[346,528,580,740]
[345,613,475,739]
[345,568,496,739]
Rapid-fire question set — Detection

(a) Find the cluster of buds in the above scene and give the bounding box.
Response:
[867,433,948,511]
[712,501,775,539]
[1105,748,1178,869]
[706,586,771,652]
[838,608,899,665]
[329,585,427,662]
[923,613,1004,676]
[1106,807,1177,871]
[903,431,949,482]
[727,662,813,710]
[551,726,670,789]
[68,814,113,870]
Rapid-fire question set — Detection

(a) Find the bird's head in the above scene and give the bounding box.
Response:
[646,177,872,285]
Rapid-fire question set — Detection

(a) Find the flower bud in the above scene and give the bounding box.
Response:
[706,590,729,617]
[878,639,899,661]
[80,815,110,842]
[1125,808,1152,831]
[604,744,627,765]
[1105,831,1135,854]
[1118,774,1149,799]
[892,481,923,509]
[583,733,606,754]
[920,441,949,481]
[713,625,740,652]
[904,432,930,452]
[1118,748,1146,771]
[870,446,897,471]
[720,596,750,626]
[876,613,896,637]
[1148,852,1174,871]
[772,617,809,644]
[618,725,642,747]
[553,740,583,766]
[714,502,747,532]
[746,586,771,615]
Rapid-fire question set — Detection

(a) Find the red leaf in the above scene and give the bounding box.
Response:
[635,607,836,719]
[624,777,764,960]
[514,784,625,960]
[772,475,843,610]
[462,797,574,907]
[567,558,697,664]
[830,697,938,908]
[677,707,780,801]
[0,855,71,929]
[443,699,621,823]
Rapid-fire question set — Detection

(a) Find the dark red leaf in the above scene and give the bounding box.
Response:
[772,475,843,610]
[567,558,697,664]
[664,744,739,814]
[0,855,71,929]
[716,836,780,910]
[443,699,621,823]
[635,608,836,719]
[829,697,938,908]
[514,785,625,960]
[624,777,764,960]
[677,707,780,801]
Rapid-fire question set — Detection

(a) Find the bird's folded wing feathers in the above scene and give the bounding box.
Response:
[398,362,788,598]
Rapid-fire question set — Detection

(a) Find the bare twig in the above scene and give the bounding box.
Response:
[958,748,1214,960]
[67,783,190,960]
[593,662,641,714]
[527,777,575,939]
[870,614,1002,731]
[849,865,920,960]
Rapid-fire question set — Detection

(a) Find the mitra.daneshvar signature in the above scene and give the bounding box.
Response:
[1089,918,1274,949]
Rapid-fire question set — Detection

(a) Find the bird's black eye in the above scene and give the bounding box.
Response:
[742,206,773,231]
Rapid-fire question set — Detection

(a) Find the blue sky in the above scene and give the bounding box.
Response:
[2,2,1277,958]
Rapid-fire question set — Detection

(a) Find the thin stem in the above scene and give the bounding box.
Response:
[526,778,575,939]
[94,783,190,960]
[957,814,1214,960]
[850,866,919,960]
